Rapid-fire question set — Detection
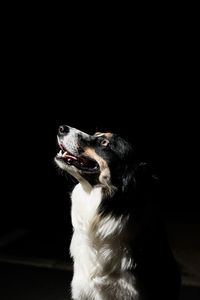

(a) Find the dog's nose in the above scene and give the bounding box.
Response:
[58,125,69,135]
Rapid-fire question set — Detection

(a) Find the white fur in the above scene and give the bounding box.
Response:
[70,182,139,300]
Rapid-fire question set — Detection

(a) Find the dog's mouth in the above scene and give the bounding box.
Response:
[56,144,99,173]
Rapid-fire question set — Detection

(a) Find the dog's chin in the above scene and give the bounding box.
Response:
[54,156,82,180]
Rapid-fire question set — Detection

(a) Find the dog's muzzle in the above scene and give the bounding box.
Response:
[55,125,100,173]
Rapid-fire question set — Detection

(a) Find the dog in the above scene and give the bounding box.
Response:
[55,125,180,300]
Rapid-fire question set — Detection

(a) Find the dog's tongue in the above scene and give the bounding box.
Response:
[63,152,78,161]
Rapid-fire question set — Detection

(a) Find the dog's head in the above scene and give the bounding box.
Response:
[55,125,136,194]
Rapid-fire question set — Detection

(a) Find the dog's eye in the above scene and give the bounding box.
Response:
[101,139,109,147]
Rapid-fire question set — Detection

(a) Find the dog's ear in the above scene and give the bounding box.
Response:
[122,164,136,193]
[122,162,158,193]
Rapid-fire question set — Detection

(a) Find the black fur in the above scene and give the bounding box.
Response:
[82,132,181,299]
[95,134,181,300]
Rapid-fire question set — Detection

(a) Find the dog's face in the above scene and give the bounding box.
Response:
[55,125,135,191]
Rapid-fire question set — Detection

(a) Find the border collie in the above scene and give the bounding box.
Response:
[55,125,180,300]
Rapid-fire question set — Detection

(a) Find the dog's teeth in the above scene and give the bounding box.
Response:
[58,150,62,157]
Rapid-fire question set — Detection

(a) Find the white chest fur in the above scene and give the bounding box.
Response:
[70,183,102,231]
[70,183,139,300]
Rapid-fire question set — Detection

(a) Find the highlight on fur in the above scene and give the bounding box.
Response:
[55,125,181,300]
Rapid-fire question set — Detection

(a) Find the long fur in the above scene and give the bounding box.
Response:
[55,125,181,300]
[70,183,138,300]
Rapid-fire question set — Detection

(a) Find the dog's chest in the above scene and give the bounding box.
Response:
[70,183,102,230]
[70,183,132,272]
[70,184,102,275]
[69,184,139,299]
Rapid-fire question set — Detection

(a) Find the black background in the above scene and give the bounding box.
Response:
[1,9,199,237]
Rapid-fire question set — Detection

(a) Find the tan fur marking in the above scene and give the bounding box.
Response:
[83,147,108,171]
[90,213,102,238]
[94,132,113,138]
[83,147,111,184]
[83,147,116,196]
[104,132,113,138]
[83,147,110,175]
